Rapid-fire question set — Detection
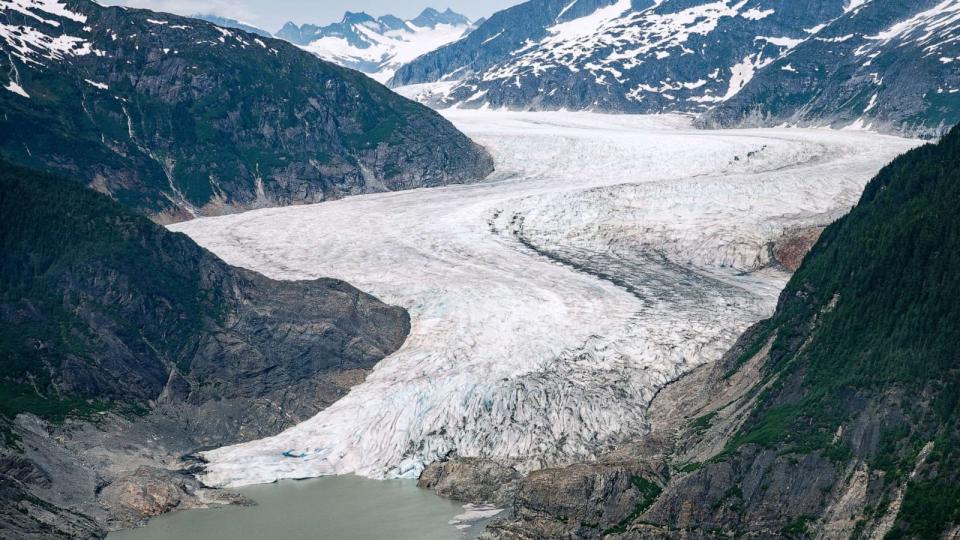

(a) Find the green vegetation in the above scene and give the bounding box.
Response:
[712,486,743,511]
[0,384,113,424]
[603,476,663,535]
[676,461,703,474]
[781,515,814,537]
[721,126,960,536]
[884,431,960,539]
[688,411,717,434]
[0,161,226,426]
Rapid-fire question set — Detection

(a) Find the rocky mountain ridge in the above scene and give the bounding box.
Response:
[0,0,493,222]
[392,0,960,136]
[701,0,960,137]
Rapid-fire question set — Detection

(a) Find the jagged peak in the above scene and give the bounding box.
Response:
[341,10,375,24]
[377,14,406,30]
[410,6,470,28]
[279,21,298,30]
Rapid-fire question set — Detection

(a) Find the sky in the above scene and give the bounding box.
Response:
[102,1,522,33]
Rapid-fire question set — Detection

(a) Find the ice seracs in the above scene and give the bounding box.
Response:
[171,111,919,488]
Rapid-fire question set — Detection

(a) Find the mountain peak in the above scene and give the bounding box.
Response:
[341,11,375,24]
[377,14,406,30]
[411,6,470,28]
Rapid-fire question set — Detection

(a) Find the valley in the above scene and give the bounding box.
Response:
[2,1,958,537]
[171,111,918,488]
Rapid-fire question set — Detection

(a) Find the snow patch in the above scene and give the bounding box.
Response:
[301,18,472,83]
[0,0,87,26]
[84,78,108,90]
[4,79,29,97]
[741,8,774,21]
[0,21,98,64]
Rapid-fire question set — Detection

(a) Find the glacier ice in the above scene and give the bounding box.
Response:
[170,112,919,487]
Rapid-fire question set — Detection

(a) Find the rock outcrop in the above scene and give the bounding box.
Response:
[418,458,522,507]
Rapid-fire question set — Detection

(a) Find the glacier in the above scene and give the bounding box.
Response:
[170,112,919,488]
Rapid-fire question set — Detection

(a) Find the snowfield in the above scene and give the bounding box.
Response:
[171,112,918,487]
[302,20,471,83]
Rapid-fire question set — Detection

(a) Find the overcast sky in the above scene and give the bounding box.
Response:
[103,1,522,33]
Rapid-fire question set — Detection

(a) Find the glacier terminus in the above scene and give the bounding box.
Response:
[171,112,919,488]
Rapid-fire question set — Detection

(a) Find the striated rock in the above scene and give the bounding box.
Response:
[102,467,191,519]
[490,463,666,537]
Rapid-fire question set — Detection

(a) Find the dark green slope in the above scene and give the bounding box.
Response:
[721,125,960,537]
[0,0,492,221]
[0,159,409,440]
[646,127,960,538]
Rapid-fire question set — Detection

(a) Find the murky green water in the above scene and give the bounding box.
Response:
[108,475,489,540]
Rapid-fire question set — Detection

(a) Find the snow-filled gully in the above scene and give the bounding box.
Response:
[171,112,918,487]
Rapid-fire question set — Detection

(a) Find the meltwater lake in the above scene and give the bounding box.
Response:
[108,475,492,540]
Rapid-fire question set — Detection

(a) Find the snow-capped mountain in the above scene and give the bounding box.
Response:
[276,8,474,83]
[702,0,960,136]
[391,0,960,135]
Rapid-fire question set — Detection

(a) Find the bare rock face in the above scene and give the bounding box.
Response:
[102,467,190,519]
[418,458,522,506]
[100,466,252,527]
[771,226,825,273]
[486,462,667,538]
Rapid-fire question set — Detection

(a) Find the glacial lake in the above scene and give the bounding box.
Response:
[108,475,495,540]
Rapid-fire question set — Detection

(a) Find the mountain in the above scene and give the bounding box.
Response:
[0,0,493,223]
[192,14,272,38]
[391,0,960,136]
[471,125,960,537]
[276,8,473,83]
[701,0,960,137]
[0,159,410,537]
